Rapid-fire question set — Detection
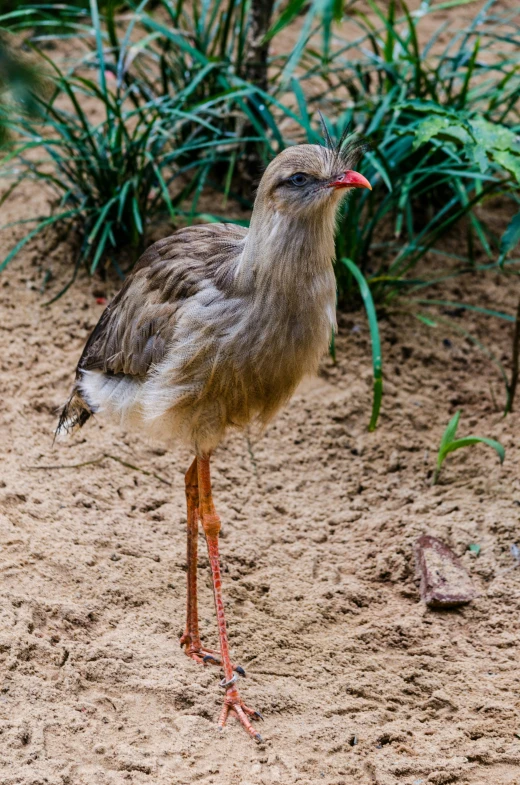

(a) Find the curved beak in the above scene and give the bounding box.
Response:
[329,170,372,191]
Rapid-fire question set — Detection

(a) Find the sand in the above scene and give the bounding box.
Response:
[1,175,520,785]
[2,3,520,780]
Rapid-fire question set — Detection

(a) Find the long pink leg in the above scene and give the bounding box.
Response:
[197,456,263,741]
[179,458,204,661]
[179,459,245,674]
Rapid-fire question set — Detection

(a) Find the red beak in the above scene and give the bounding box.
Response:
[330,170,372,191]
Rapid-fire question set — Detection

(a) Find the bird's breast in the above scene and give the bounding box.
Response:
[235,269,337,412]
[142,265,336,449]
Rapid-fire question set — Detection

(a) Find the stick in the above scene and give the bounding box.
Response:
[26,453,172,486]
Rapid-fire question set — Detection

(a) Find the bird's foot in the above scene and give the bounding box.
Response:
[219,679,263,742]
[180,634,245,675]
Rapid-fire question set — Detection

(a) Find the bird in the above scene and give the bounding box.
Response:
[56,131,371,741]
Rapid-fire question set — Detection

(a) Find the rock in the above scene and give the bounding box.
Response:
[414,535,476,608]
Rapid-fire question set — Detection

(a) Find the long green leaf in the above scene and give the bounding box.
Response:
[499,211,520,266]
[0,210,81,273]
[342,258,383,432]
[433,410,505,484]
[439,410,460,456]
[265,0,309,42]
[441,436,505,463]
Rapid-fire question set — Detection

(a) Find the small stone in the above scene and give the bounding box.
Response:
[388,450,401,472]
[311,532,327,543]
[328,512,361,527]
[414,535,476,608]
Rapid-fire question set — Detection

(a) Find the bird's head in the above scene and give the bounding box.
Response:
[255,140,371,220]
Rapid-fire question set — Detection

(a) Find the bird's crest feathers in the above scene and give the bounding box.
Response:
[317,111,369,172]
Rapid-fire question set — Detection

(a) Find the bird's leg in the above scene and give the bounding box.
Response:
[197,456,263,741]
[179,458,244,673]
[179,457,204,661]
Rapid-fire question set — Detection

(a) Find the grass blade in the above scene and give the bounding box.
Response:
[342,257,383,431]
[442,436,505,463]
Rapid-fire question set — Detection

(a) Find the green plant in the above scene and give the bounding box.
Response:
[0,0,260,290]
[341,257,382,431]
[1,0,520,436]
[1,50,168,288]
[135,0,284,183]
[324,0,520,304]
[0,0,294,285]
[5,0,518,277]
[432,410,505,485]
[312,0,520,427]
[264,0,347,86]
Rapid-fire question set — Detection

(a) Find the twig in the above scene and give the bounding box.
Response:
[26,458,104,470]
[26,453,172,486]
[103,453,172,486]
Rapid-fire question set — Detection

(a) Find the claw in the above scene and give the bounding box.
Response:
[235,665,246,677]
[223,700,263,741]
[253,710,264,722]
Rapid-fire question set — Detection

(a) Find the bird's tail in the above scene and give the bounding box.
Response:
[54,387,93,441]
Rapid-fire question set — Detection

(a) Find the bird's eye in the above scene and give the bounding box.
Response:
[289,173,308,186]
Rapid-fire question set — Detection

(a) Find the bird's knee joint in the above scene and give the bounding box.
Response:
[201,513,221,538]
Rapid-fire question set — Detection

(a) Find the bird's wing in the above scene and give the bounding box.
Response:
[77,223,247,378]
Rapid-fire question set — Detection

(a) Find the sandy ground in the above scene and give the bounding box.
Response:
[2,2,520,781]
[1,174,520,785]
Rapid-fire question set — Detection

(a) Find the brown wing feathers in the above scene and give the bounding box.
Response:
[56,224,246,435]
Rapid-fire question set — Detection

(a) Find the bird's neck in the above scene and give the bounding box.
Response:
[236,205,337,295]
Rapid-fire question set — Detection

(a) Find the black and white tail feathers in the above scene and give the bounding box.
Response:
[55,387,92,440]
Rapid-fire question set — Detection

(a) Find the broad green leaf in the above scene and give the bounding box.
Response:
[492,151,520,184]
[470,117,519,152]
[440,124,473,146]
[411,115,450,148]
[465,142,489,173]
[411,115,473,149]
